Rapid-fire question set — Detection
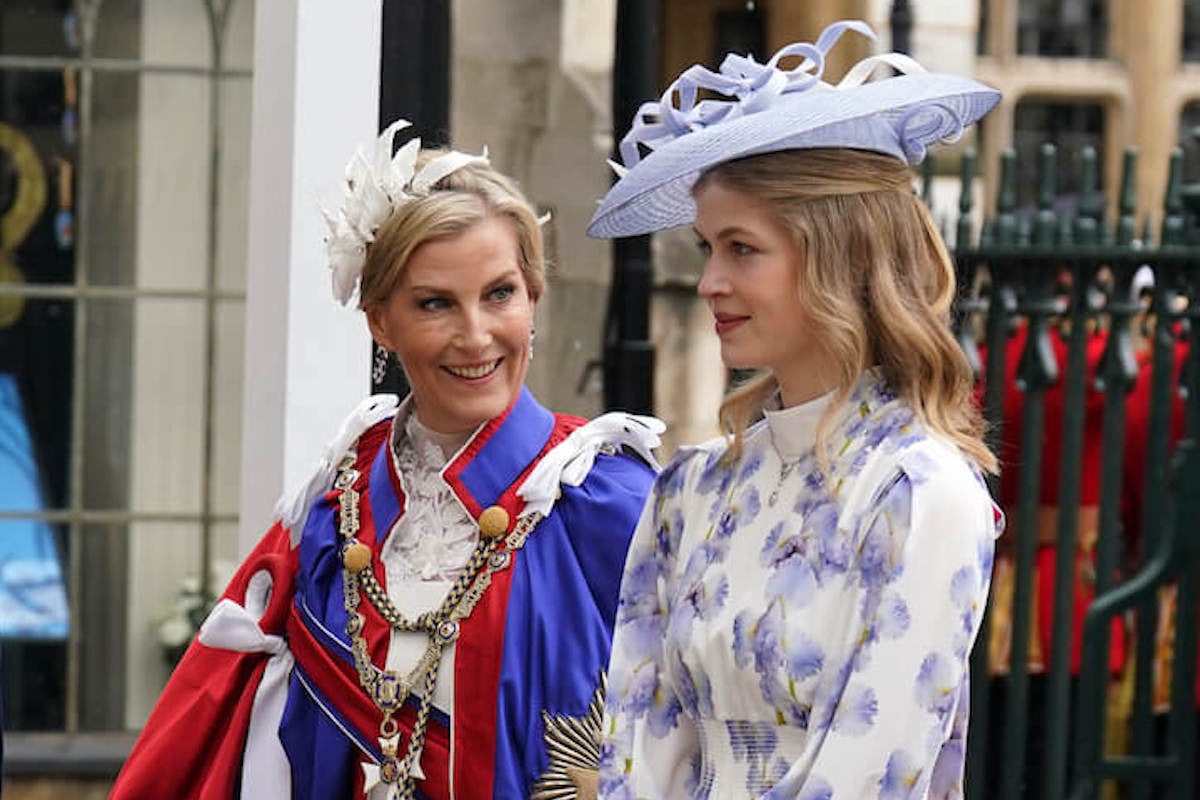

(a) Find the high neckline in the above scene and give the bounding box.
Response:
[763,369,890,460]
[407,410,474,463]
[763,387,838,460]
[385,408,479,582]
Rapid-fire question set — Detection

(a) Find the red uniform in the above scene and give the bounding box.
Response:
[982,323,1124,676]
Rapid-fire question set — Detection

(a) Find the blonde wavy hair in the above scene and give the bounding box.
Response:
[698,148,996,474]
[358,151,545,309]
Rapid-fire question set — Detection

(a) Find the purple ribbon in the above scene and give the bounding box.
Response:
[618,20,878,168]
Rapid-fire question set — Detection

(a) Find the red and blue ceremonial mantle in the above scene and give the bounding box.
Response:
[110,387,656,799]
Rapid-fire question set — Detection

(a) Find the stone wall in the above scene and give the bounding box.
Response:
[452,0,617,421]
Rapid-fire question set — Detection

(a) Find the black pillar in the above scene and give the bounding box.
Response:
[890,0,913,55]
[379,0,451,146]
[604,0,659,414]
[372,0,451,395]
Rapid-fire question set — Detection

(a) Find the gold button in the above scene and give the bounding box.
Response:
[478,505,510,539]
[342,542,373,573]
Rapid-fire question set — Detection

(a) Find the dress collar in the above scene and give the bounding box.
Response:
[763,369,889,460]
[763,387,837,461]
[404,411,474,463]
[367,386,556,543]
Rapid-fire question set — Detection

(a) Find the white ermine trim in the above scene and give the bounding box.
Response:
[517,412,665,518]
[274,394,401,544]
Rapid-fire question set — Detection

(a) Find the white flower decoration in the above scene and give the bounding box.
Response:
[323,119,490,305]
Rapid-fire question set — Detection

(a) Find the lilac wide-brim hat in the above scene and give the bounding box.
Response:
[586,20,1000,239]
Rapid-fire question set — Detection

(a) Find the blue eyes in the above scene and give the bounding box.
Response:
[695,240,755,257]
[417,284,516,311]
[419,297,451,311]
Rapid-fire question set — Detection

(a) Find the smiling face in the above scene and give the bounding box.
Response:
[694,180,836,405]
[365,215,535,434]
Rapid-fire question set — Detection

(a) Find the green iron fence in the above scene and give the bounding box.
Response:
[947,144,1200,800]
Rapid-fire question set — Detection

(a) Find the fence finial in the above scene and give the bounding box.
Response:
[996,148,1017,245]
[1117,147,1138,246]
[1074,146,1101,246]
[921,156,935,209]
[1161,148,1184,247]
[1036,143,1058,247]
[957,148,976,248]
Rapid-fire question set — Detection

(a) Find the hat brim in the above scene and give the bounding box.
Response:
[586,72,1000,239]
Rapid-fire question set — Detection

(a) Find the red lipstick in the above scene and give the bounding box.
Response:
[713,312,749,336]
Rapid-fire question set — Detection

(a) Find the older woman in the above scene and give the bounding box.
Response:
[111,121,661,800]
[590,22,1002,799]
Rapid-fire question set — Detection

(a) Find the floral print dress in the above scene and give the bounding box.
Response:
[600,372,1001,799]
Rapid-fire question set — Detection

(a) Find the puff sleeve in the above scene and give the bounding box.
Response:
[768,455,998,800]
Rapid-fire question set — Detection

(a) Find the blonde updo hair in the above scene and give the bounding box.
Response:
[357,150,545,309]
[697,148,996,474]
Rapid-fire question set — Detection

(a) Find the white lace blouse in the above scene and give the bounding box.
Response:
[379,407,480,717]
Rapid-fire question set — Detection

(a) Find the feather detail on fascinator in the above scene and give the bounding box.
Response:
[324,120,489,305]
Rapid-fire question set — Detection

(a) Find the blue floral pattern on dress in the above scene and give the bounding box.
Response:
[880,749,921,800]
[600,371,999,799]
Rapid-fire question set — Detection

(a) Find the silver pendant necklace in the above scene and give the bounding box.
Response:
[768,458,800,507]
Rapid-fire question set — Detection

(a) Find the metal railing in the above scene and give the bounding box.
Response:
[948,143,1200,800]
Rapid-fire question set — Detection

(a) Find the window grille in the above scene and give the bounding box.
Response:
[0,0,252,747]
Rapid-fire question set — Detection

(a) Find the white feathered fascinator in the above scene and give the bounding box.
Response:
[323,119,490,305]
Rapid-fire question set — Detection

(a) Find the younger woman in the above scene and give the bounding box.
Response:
[590,21,1003,799]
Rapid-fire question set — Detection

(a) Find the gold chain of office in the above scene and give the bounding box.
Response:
[334,453,541,797]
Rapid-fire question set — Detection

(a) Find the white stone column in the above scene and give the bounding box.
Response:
[239,0,382,552]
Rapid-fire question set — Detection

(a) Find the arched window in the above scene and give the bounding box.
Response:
[1013,100,1107,210]
[1017,0,1108,58]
